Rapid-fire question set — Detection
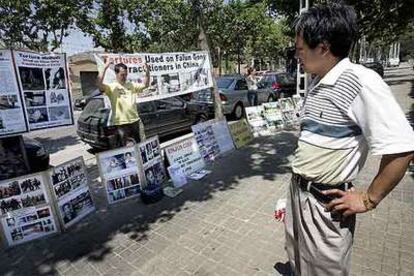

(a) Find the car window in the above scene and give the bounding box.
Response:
[235,79,248,90]
[276,74,288,84]
[138,102,155,113]
[155,98,184,110]
[217,78,234,89]
[80,98,107,119]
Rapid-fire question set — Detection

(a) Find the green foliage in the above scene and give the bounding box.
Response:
[0,0,93,51]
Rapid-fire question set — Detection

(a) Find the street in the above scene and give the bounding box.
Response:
[2,64,413,276]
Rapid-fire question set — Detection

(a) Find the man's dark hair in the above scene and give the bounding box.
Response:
[114,63,128,74]
[294,3,357,59]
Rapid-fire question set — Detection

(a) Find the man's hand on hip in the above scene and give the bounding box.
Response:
[323,188,368,217]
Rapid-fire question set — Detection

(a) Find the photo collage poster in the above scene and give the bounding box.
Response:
[0,172,58,246]
[97,146,142,204]
[137,136,166,189]
[95,51,213,103]
[228,120,254,149]
[279,98,298,128]
[245,106,271,137]
[165,137,206,177]
[13,51,73,130]
[49,157,95,229]
[191,120,221,162]
[0,50,28,137]
[262,102,284,131]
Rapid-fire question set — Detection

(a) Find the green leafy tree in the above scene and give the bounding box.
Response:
[0,0,93,51]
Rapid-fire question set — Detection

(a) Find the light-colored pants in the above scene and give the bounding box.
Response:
[285,176,356,275]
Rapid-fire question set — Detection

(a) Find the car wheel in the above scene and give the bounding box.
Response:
[267,95,277,102]
[232,103,244,120]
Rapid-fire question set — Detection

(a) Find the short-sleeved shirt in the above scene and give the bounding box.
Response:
[102,81,145,125]
[292,58,414,184]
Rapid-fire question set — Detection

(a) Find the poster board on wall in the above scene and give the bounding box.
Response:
[49,157,95,229]
[96,146,142,205]
[0,172,59,247]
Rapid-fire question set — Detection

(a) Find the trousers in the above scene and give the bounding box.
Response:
[285,175,356,275]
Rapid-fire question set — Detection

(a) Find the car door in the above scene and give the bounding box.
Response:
[154,97,188,136]
[234,78,249,107]
[256,78,272,103]
[137,101,157,137]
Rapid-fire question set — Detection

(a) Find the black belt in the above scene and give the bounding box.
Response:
[293,174,353,203]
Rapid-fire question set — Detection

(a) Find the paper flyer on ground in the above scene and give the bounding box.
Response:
[13,51,73,130]
[245,106,270,136]
[97,146,142,204]
[0,172,58,246]
[228,120,254,149]
[137,136,166,189]
[165,137,206,176]
[95,51,213,103]
[49,157,95,228]
[0,50,28,137]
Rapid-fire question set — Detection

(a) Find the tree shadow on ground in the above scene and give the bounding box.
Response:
[0,132,298,275]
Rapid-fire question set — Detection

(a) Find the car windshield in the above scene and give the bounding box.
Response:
[80,98,107,119]
[216,78,234,89]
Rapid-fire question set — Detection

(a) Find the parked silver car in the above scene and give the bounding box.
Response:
[217,75,272,119]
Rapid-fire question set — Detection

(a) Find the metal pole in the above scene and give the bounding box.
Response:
[296,0,309,96]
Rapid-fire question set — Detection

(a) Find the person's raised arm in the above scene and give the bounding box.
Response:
[142,63,150,89]
[97,58,112,93]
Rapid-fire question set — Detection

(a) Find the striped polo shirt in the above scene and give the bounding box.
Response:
[292,58,414,184]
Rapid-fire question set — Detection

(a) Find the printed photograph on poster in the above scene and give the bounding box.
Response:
[160,73,180,94]
[0,95,20,110]
[263,102,284,130]
[49,106,70,121]
[1,206,57,246]
[97,146,142,204]
[228,120,254,149]
[49,91,66,105]
[59,189,94,226]
[245,106,270,136]
[180,68,209,91]
[143,163,166,188]
[24,92,46,107]
[27,108,49,124]
[18,67,45,90]
[0,115,3,129]
[0,173,48,215]
[138,137,160,166]
[44,67,66,90]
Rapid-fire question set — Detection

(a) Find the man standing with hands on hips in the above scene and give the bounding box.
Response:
[97,58,150,147]
[285,3,414,275]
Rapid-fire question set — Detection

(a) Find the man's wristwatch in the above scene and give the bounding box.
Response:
[362,192,376,210]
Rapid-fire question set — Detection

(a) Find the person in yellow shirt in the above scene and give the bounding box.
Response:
[97,60,150,147]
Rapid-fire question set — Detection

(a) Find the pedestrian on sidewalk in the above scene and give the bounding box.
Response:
[97,60,150,147]
[246,66,258,106]
[286,3,414,275]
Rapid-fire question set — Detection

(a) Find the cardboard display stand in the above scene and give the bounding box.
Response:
[96,146,143,205]
[0,172,59,247]
[228,120,254,149]
[137,136,166,203]
[245,106,271,136]
[165,137,206,177]
[191,119,235,162]
[48,157,95,229]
